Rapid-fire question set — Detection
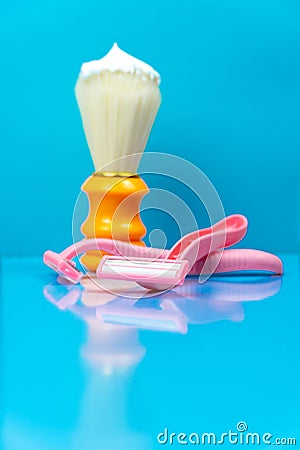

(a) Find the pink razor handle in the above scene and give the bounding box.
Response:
[44,214,283,290]
[189,249,283,276]
[43,238,169,284]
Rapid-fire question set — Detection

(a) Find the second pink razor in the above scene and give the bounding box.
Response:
[44,214,283,291]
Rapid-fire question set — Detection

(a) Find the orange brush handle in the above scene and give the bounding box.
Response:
[80,173,149,272]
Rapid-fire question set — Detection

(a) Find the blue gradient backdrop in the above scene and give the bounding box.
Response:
[1,0,299,255]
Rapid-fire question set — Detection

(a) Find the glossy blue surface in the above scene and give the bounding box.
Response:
[2,255,299,449]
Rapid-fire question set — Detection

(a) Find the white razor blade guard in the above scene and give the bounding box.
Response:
[96,256,189,289]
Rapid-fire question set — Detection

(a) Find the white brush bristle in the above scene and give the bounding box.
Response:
[75,70,161,173]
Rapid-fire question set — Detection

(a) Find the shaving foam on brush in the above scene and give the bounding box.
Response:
[75,43,161,271]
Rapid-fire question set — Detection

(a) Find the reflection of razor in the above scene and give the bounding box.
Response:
[176,276,283,302]
[43,283,83,309]
[44,215,283,290]
[170,276,282,325]
[43,273,282,334]
[96,297,188,334]
[43,283,188,333]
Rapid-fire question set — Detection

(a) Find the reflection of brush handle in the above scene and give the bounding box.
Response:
[189,249,283,275]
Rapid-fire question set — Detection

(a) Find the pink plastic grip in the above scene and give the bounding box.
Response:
[189,249,283,275]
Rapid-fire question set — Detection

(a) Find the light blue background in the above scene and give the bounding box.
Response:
[1,0,299,255]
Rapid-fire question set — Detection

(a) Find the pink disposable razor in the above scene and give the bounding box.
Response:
[44,214,283,290]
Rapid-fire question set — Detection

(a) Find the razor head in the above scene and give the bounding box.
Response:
[96,256,189,290]
[43,250,83,284]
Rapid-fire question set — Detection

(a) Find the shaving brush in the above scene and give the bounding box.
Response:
[75,43,161,271]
